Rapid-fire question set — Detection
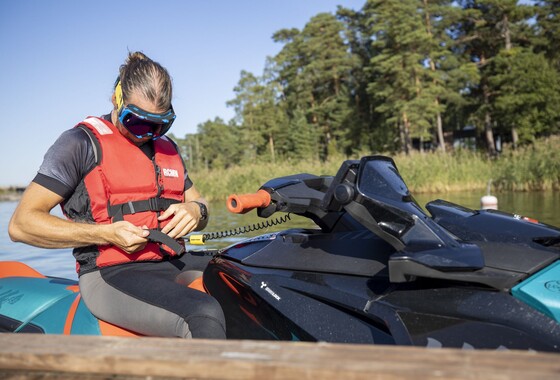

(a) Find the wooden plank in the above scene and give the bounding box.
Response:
[0,334,559,380]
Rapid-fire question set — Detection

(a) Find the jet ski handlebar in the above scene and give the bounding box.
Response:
[227,189,271,214]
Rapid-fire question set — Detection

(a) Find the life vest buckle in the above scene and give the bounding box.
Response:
[148,197,161,211]
[127,201,136,214]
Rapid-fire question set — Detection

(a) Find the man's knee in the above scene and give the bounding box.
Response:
[186,297,226,339]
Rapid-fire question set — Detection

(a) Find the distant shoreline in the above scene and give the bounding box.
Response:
[0,187,24,202]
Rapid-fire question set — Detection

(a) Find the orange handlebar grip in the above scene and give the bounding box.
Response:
[227,189,271,214]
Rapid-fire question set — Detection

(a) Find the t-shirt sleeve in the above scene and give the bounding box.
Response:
[33,128,96,199]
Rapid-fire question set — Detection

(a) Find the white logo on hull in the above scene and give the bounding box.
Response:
[260,281,281,301]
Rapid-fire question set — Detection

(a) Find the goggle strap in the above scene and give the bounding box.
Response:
[115,80,124,110]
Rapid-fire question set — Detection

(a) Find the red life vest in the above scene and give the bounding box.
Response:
[64,116,185,271]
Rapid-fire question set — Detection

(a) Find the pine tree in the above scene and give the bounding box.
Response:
[535,0,560,70]
[489,48,560,143]
[287,108,320,161]
[455,0,535,154]
[228,65,290,163]
[272,13,359,160]
[365,0,442,154]
[196,118,241,169]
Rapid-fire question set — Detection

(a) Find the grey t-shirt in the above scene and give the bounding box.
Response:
[34,115,193,199]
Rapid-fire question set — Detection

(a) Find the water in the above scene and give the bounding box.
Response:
[0,202,76,279]
[1,191,559,280]
[414,191,560,228]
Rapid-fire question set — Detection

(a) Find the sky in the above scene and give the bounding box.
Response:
[0,0,364,186]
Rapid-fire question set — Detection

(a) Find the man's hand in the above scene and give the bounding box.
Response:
[158,203,200,239]
[108,221,150,254]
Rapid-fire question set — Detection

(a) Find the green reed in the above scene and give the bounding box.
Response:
[189,137,560,202]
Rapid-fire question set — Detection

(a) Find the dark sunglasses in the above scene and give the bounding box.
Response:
[118,104,176,140]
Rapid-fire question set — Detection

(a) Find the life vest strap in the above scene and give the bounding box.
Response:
[108,197,181,221]
[146,229,185,255]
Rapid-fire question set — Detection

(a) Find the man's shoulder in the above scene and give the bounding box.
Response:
[60,126,91,142]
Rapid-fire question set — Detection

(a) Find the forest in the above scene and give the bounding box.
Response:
[171,0,560,171]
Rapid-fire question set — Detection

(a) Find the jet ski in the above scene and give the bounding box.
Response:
[1,156,559,351]
[204,156,560,351]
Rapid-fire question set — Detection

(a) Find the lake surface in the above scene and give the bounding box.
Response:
[1,190,559,280]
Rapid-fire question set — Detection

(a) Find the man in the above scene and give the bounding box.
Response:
[9,52,226,339]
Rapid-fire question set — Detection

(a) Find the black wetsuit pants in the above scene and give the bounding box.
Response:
[79,252,226,339]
